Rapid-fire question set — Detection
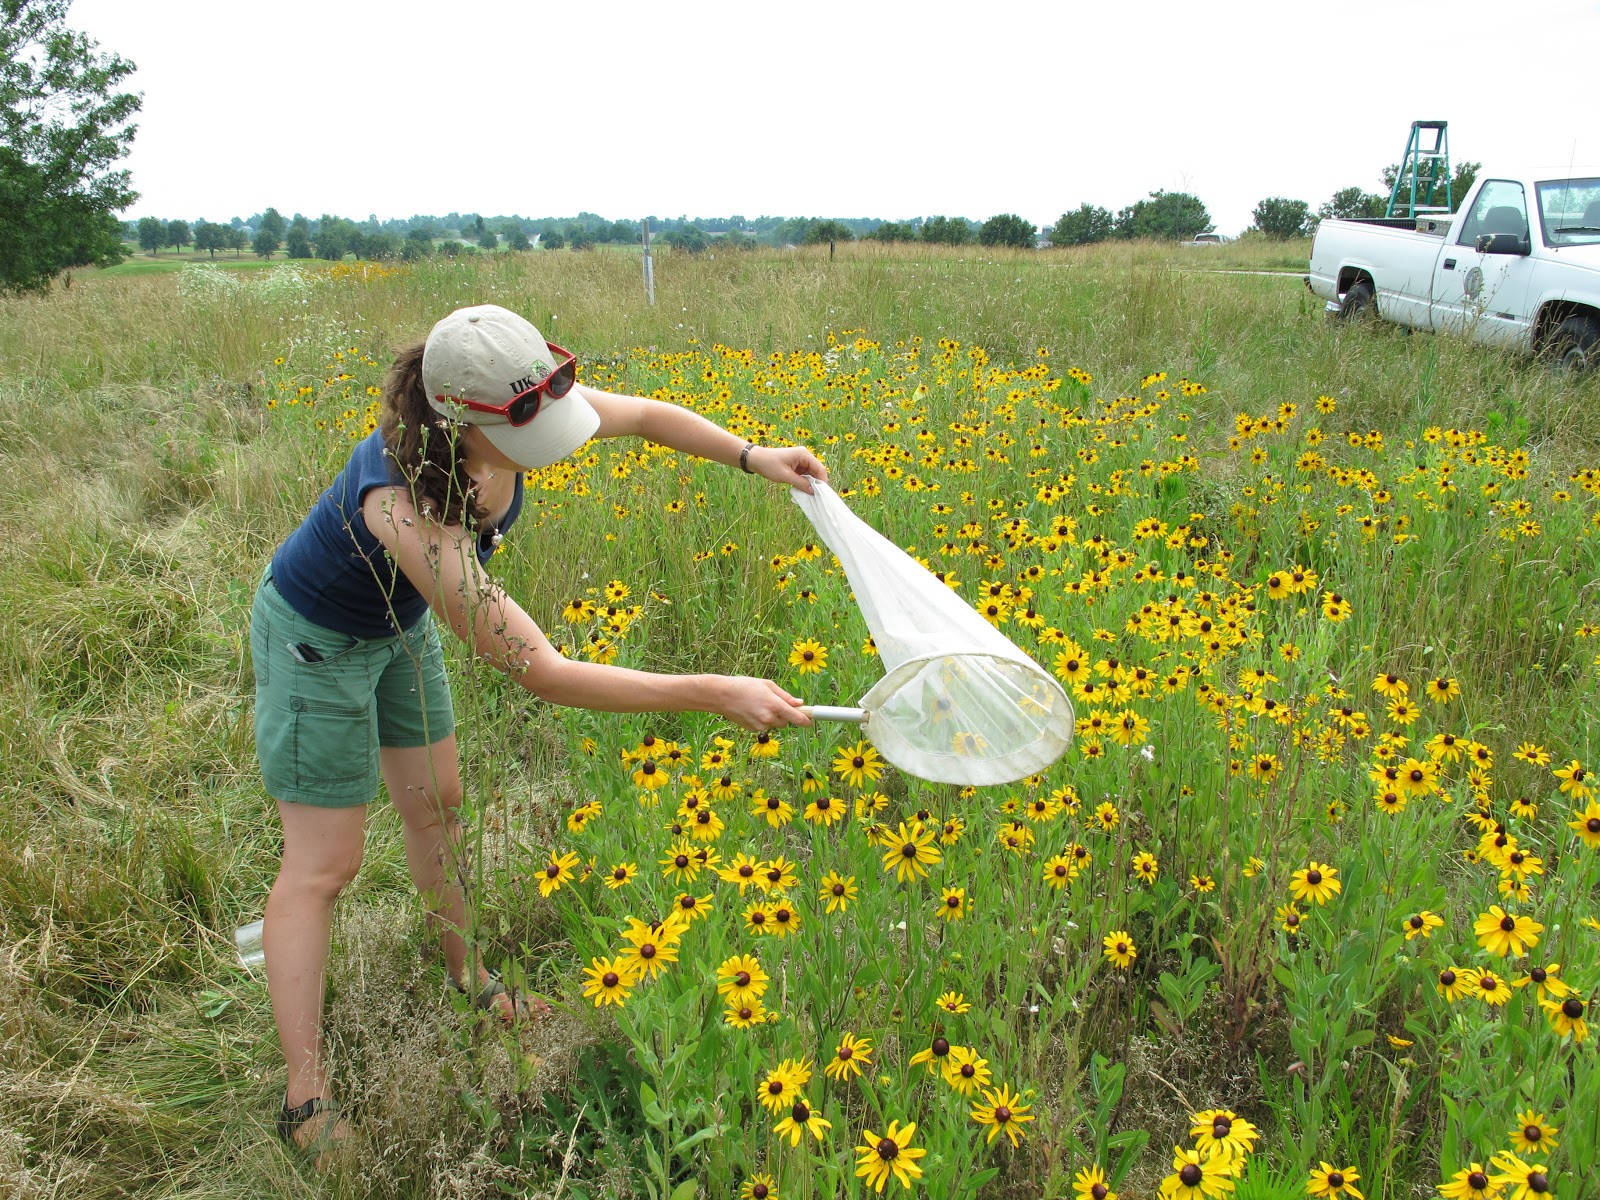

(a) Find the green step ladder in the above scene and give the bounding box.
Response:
[1385,120,1453,218]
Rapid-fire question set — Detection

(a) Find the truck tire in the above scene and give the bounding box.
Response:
[1546,315,1598,373]
[1338,279,1377,322]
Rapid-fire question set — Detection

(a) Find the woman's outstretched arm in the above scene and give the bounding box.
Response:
[361,485,810,731]
[581,386,829,494]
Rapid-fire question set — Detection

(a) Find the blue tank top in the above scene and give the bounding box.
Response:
[269,430,523,638]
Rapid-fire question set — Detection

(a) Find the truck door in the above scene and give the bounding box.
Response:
[1430,180,1535,347]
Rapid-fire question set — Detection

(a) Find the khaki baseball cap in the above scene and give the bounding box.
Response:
[421,304,599,469]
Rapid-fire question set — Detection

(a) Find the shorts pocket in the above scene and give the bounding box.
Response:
[289,695,375,788]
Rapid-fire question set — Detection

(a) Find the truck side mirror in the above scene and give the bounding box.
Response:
[1476,232,1530,256]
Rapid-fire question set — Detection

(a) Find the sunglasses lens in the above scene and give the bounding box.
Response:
[547,359,577,399]
[507,392,541,426]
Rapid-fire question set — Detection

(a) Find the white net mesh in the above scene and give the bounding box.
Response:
[791,482,1073,786]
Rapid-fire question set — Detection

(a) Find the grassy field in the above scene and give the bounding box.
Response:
[1,244,1597,1200]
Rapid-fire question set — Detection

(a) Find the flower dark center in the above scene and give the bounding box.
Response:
[640,944,656,959]
[1524,1124,1542,1141]
[613,868,628,880]
[852,756,865,768]
[1409,915,1424,928]
[1501,915,1517,931]
[1440,970,1456,986]
[545,865,560,878]
[1213,1117,1232,1136]
[1528,1172,1549,1193]
[791,1101,810,1122]
[1480,976,1497,991]
[1286,913,1300,927]
[767,1081,784,1095]
[838,1046,853,1060]
[832,883,846,896]
[1468,1172,1488,1190]
[994,1106,1011,1123]
[1055,865,1068,877]
[739,865,754,877]
[1092,1186,1108,1200]
[947,896,962,908]
[1563,997,1584,1017]
[675,855,689,868]
[1116,942,1128,954]
[752,1186,769,1199]
[1589,817,1600,833]
[816,797,830,809]
[902,843,918,858]
[932,1037,950,1056]
[1327,1172,1345,1188]
[775,909,791,924]
[602,972,619,988]
[1306,869,1322,885]
[679,896,696,910]
[877,1138,898,1160]
[1180,1164,1203,1187]
[960,1063,975,1077]
[739,1006,753,1020]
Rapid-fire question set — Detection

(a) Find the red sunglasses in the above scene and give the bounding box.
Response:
[450,342,578,427]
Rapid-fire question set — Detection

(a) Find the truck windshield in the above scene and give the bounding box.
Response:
[1537,178,1600,246]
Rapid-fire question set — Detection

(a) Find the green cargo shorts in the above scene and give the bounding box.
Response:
[250,571,455,807]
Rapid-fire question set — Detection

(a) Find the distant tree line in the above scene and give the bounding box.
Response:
[113,156,1487,268]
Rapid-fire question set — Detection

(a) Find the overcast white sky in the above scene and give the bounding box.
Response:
[72,0,1600,235]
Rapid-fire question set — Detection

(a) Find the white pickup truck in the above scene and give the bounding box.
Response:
[1307,168,1600,369]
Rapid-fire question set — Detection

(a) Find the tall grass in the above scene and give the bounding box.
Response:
[0,245,1596,1199]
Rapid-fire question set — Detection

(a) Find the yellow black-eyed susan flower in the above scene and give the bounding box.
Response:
[537,849,580,898]
[1473,905,1543,957]
[970,1083,1034,1147]
[1306,1162,1365,1199]
[603,862,638,890]
[580,956,637,1007]
[824,1032,872,1081]
[833,740,885,788]
[1436,1164,1498,1199]
[854,1120,926,1193]
[1160,1144,1234,1199]
[1072,1165,1118,1200]
[1290,861,1342,905]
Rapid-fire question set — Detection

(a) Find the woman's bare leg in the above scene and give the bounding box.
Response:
[263,799,365,1125]
[380,737,473,989]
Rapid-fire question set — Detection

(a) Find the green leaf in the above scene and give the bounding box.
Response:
[670,1180,700,1200]
[670,1124,726,1156]
[640,1082,670,1128]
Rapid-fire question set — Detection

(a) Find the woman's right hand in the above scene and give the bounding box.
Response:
[714,676,812,732]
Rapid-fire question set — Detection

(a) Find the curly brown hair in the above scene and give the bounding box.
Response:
[378,342,489,529]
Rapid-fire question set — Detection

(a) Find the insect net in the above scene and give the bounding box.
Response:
[790,481,1073,786]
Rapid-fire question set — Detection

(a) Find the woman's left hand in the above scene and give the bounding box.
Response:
[750,445,828,494]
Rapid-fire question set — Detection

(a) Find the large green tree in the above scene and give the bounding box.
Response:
[1,0,142,293]
[921,215,973,245]
[1048,203,1114,246]
[1318,186,1385,220]
[1113,191,1212,241]
[978,212,1036,249]
[136,214,164,254]
[1250,196,1312,240]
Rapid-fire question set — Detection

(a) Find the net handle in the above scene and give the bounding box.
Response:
[801,705,867,724]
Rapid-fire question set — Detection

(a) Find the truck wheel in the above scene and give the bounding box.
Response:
[1338,279,1377,322]
[1546,315,1598,372]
